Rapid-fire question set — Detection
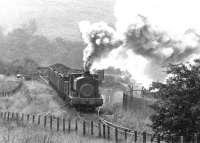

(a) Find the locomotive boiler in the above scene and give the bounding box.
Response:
[48,64,103,110]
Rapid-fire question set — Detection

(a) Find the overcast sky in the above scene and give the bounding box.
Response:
[115,0,200,36]
[1,0,200,86]
[0,0,200,40]
[0,0,115,40]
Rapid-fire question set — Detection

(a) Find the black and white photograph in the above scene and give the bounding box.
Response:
[0,0,199,142]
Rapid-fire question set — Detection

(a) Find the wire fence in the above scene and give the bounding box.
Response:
[0,110,165,143]
[0,77,198,142]
[1,111,198,143]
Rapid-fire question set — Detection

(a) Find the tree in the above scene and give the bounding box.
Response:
[150,59,200,141]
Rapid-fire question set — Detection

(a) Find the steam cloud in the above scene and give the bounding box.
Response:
[79,21,122,71]
[79,4,200,87]
[125,17,200,81]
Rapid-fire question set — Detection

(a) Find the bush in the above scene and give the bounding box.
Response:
[0,58,39,76]
[150,59,200,141]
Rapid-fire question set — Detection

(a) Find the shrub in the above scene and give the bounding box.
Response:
[150,59,200,141]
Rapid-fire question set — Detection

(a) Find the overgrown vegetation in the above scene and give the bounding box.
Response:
[0,58,38,76]
[0,119,115,143]
[0,81,22,93]
[150,59,200,141]
[0,21,83,68]
[103,97,154,132]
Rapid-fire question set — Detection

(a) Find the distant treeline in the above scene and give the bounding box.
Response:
[0,58,38,76]
[0,20,83,69]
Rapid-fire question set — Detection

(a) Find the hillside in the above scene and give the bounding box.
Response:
[0,0,116,68]
[0,29,84,68]
[0,76,76,118]
[0,0,116,41]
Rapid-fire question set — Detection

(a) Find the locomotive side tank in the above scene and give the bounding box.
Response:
[48,64,103,109]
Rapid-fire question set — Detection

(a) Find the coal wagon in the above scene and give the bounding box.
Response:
[48,64,103,110]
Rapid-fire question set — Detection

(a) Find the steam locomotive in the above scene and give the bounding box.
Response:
[47,64,103,110]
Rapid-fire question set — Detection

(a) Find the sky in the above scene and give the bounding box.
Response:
[1,0,200,39]
[115,0,200,36]
[1,0,200,87]
[0,0,115,40]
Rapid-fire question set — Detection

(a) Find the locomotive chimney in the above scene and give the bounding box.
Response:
[83,66,90,76]
[84,71,90,76]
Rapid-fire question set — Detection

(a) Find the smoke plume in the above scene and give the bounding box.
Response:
[125,17,200,81]
[79,0,200,87]
[79,21,122,71]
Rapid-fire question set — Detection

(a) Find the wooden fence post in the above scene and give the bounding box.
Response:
[1,112,3,118]
[103,124,106,138]
[50,116,53,130]
[12,112,14,119]
[123,92,128,111]
[150,134,154,143]
[83,120,86,136]
[75,119,78,132]
[124,129,127,141]
[98,120,101,137]
[7,112,10,121]
[91,121,93,135]
[57,117,59,131]
[4,112,7,120]
[16,113,19,121]
[115,127,118,142]
[27,114,30,122]
[143,131,147,143]
[38,115,41,125]
[68,119,71,132]
[134,131,137,143]
[194,133,198,143]
[180,136,183,143]
[6,112,9,120]
[63,118,65,132]
[32,115,35,123]
[107,125,110,140]
[44,116,47,128]
[157,134,160,143]
[170,136,174,143]
[151,135,154,143]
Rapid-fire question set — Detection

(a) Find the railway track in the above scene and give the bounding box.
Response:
[38,74,49,84]
[37,74,160,142]
[0,73,161,142]
[38,73,139,126]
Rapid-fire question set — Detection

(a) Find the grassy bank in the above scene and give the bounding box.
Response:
[102,96,154,133]
[0,118,117,143]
